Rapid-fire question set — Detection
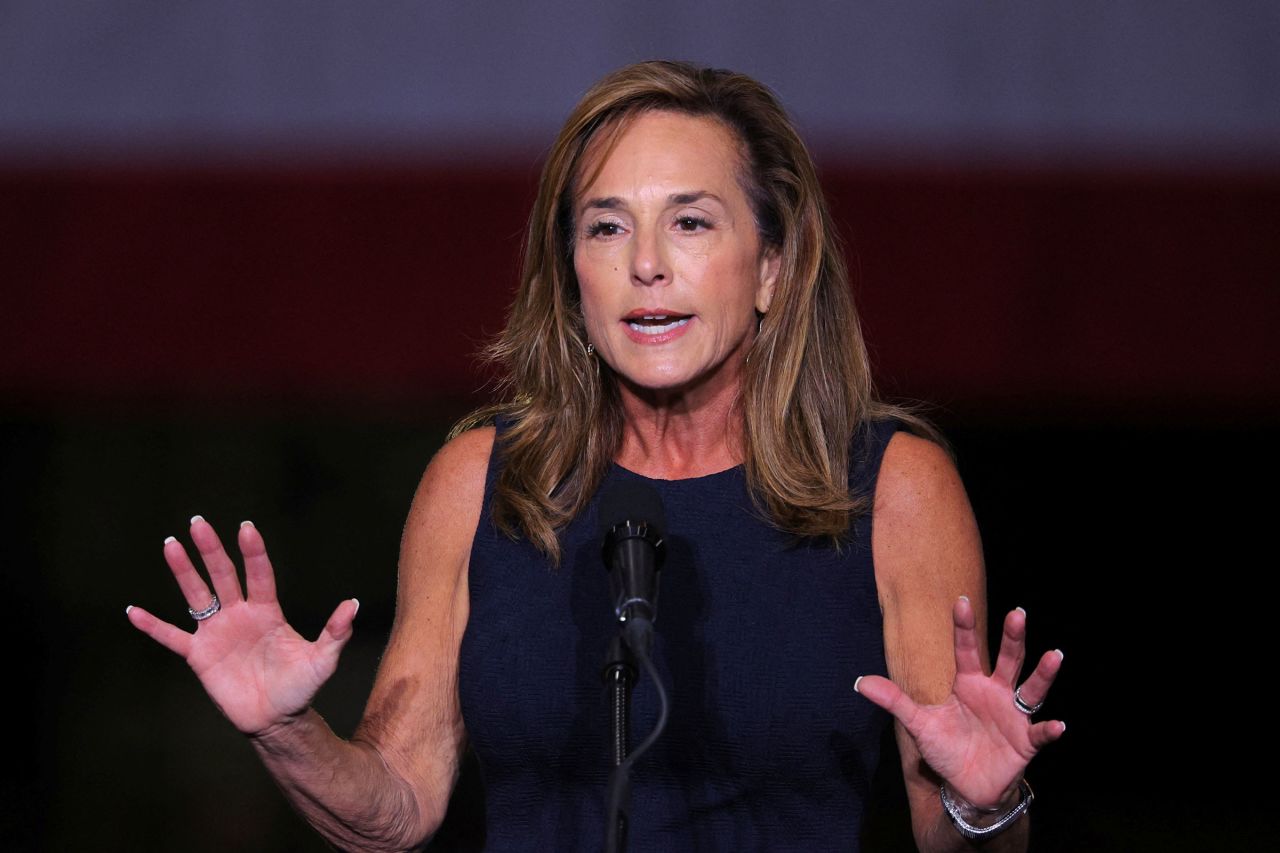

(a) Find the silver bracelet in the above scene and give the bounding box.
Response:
[940,779,1034,841]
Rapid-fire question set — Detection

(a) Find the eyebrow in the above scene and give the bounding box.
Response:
[579,190,725,212]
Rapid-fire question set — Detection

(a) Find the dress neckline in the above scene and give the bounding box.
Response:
[609,460,743,485]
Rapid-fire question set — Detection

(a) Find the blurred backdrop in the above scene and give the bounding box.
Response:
[2,3,1277,850]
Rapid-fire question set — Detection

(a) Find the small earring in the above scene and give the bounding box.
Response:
[586,342,595,357]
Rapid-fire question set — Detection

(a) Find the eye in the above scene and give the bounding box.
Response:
[585,220,624,239]
[674,215,712,232]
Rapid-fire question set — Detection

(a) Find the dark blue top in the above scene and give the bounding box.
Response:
[458,418,899,851]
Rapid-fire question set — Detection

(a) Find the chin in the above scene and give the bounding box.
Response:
[618,357,728,396]
[615,363,692,393]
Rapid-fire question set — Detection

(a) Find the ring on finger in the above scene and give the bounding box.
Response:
[189,595,221,622]
[1013,685,1043,715]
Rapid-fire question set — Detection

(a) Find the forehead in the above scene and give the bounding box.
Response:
[575,110,748,202]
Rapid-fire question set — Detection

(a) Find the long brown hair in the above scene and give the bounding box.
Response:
[453,60,929,562]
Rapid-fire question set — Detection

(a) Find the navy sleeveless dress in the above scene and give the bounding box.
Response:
[457,419,899,851]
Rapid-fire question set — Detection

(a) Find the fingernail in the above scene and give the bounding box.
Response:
[1016,606,1026,616]
[190,515,204,525]
[240,520,255,529]
[958,595,970,603]
[1054,649,1064,661]
[125,605,134,615]
[352,598,361,615]
[1059,721,1067,734]
[163,536,176,545]
[853,676,864,693]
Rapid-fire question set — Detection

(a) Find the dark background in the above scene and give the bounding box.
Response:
[4,165,1275,851]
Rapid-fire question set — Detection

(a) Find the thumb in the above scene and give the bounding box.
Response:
[314,597,360,662]
[855,674,922,730]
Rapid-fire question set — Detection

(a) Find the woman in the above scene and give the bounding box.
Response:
[128,61,1063,851]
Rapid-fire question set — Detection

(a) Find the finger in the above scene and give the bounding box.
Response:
[992,606,1028,686]
[952,595,984,676]
[238,521,278,603]
[163,535,216,612]
[1016,648,1064,709]
[854,674,922,731]
[189,516,245,606]
[1028,719,1066,750]
[313,598,360,671]
[126,604,194,658]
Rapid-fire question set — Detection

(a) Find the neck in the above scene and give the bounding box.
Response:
[615,364,746,480]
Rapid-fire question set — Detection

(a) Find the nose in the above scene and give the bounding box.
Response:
[629,225,669,287]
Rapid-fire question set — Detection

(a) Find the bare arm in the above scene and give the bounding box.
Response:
[866,432,1064,852]
[342,425,493,844]
[128,426,494,852]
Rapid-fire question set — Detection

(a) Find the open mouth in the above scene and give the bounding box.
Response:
[626,314,692,336]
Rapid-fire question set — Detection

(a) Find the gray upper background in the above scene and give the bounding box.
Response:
[2,0,1278,165]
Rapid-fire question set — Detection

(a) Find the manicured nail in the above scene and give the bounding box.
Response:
[125,605,134,615]
[853,676,864,693]
[352,598,361,615]
[1059,721,1066,734]
[163,536,176,545]
[240,520,255,529]
[1054,649,1064,661]
[1016,606,1026,616]
[959,595,970,603]
[190,515,204,525]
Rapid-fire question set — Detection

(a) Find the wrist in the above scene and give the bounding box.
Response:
[971,781,1023,817]
[247,708,316,751]
[940,779,1034,841]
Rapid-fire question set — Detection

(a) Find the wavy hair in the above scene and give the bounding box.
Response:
[453,60,930,562]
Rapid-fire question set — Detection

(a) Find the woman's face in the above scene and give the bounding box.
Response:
[572,111,778,398]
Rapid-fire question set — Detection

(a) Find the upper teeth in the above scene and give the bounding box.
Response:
[629,316,689,335]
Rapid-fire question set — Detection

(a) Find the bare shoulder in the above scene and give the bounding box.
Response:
[400,425,495,569]
[874,431,968,527]
[408,425,495,518]
[873,431,982,593]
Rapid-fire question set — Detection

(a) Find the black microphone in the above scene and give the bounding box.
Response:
[599,481,667,635]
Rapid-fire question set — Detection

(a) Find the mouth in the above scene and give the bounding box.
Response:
[623,312,693,336]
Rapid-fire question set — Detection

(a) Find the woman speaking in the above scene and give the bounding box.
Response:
[128,61,1064,851]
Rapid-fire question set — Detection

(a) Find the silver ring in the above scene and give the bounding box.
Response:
[189,595,221,622]
[1013,686,1043,715]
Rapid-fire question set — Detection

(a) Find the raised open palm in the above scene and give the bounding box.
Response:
[127,517,359,736]
[856,597,1065,810]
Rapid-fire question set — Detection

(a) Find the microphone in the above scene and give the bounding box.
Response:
[599,481,667,636]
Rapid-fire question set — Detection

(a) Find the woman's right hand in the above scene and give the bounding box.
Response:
[127,516,359,737]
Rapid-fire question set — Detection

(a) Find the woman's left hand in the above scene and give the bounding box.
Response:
[855,596,1065,810]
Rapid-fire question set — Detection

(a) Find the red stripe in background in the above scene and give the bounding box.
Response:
[2,164,1277,418]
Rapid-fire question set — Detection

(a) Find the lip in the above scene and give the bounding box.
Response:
[621,307,691,321]
[619,309,695,345]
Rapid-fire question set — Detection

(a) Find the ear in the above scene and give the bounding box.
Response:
[755,248,780,314]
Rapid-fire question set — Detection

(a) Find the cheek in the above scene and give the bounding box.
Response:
[574,253,625,326]
[707,254,761,315]
[573,254,595,306]
[575,276,609,336]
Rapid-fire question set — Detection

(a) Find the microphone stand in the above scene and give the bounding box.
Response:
[602,634,635,852]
